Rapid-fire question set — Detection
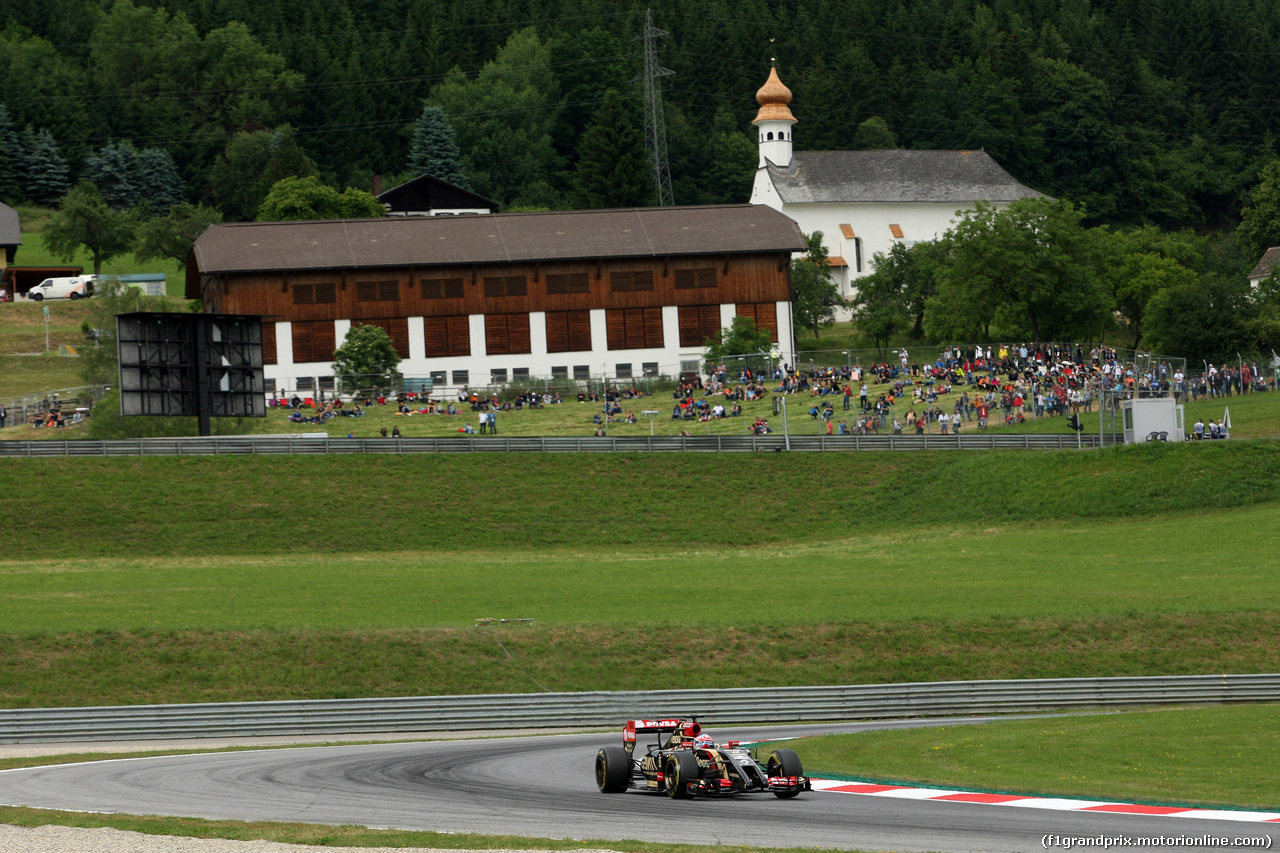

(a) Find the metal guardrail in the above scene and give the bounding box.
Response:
[0,433,1106,458]
[1,675,1273,743]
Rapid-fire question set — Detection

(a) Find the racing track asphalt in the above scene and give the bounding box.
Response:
[0,720,1268,853]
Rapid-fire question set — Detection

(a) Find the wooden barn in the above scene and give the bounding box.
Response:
[185,204,806,396]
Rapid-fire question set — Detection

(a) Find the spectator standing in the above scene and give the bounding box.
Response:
[478,411,488,434]
[0,405,6,429]
[488,409,498,434]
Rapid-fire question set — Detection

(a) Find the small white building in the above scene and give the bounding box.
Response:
[1122,397,1185,444]
[1247,246,1280,289]
[747,66,1045,302]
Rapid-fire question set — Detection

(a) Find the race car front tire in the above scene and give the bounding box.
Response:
[595,746,631,793]
[665,751,697,799]
[767,748,804,799]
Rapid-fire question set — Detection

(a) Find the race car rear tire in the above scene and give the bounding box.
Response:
[665,751,697,799]
[767,748,804,799]
[595,746,630,793]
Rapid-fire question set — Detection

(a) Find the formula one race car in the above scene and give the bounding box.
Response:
[594,718,810,799]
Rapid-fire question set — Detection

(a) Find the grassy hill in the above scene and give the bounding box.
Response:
[2,443,1278,708]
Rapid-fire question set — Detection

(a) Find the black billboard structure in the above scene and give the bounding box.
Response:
[116,312,266,436]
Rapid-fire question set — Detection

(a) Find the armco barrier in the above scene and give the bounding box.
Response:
[0,432,1107,458]
[1,674,1273,743]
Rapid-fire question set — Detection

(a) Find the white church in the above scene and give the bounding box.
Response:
[747,66,1045,302]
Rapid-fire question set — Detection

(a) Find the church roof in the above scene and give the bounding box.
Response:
[753,66,796,124]
[761,149,1044,204]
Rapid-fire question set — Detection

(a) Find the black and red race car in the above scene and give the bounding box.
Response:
[594,718,810,799]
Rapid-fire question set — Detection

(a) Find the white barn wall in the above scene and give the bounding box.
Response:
[263,299,796,396]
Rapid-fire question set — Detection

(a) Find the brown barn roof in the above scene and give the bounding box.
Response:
[187,205,806,296]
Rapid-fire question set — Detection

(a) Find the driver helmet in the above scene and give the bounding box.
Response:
[693,733,715,750]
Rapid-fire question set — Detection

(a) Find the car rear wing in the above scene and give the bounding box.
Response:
[623,718,700,754]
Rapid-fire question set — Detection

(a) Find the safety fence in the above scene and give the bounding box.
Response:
[0,433,1107,458]
[1,674,1274,743]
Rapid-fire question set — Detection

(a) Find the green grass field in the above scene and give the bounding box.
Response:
[789,704,1280,811]
[3,443,1280,712]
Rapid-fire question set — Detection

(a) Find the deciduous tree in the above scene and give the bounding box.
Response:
[431,28,563,207]
[333,323,402,393]
[134,202,223,269]
[925,198,1111,343]
[256,176,382,221]
[1237,160,1280,262]
[850,242,915,353]
[207,128,316,221]
[703,315,774,374]
[790,232,842,340]
[43,181,135,275]
[1143,276,1253,365]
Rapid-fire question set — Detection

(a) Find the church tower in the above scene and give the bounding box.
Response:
[752,65,796,168]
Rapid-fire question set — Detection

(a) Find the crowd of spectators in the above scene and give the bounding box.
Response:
[260,343,1272,438]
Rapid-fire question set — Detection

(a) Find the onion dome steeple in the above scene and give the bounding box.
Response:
[751,64,796,168]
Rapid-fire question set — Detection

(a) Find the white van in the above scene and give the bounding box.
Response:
[27,276,95,300]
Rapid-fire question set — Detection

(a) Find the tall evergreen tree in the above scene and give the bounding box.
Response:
[407,105,471,189]
[571,91,653,209]
[20,128,70,206]
[133,148,187,215]
[0,105,20,204]
[82,142,140,210]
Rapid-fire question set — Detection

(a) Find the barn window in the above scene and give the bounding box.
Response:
[545,310,592,353]
[292,282,337,305]
[484,276,527,298]
[677,305,722,347]
[735,303,779,343]
[485,313,532,355]
[610,271,655,292]
[356,280,400,302]
[424,315,470,358]
[673,268,717,290]
[421,278,464,299]
[546,272,590,295]
[606,307,664,350]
